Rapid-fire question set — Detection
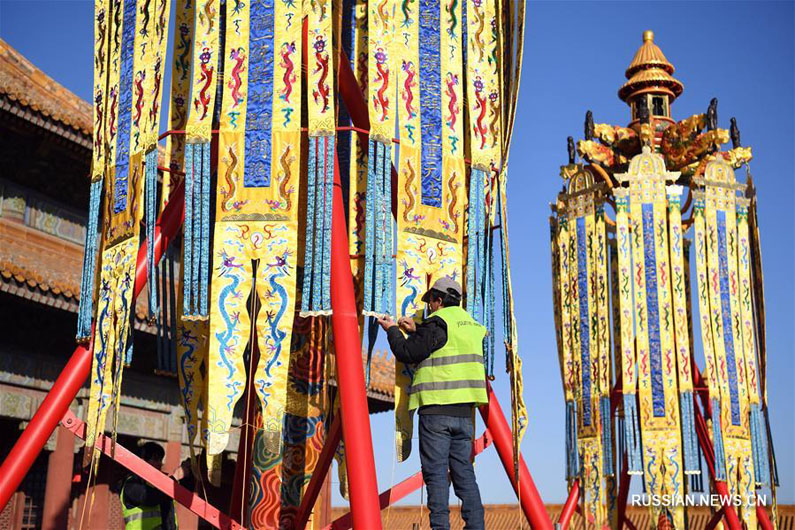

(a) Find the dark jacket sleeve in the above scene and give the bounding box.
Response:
[122,476,169,508]
[386,316,447,364]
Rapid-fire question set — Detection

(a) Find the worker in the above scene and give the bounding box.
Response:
[378,277,487,530]
[119,442,188,529]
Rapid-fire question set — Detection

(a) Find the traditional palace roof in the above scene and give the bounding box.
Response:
[619,31,684,102]
[0,38,92,141]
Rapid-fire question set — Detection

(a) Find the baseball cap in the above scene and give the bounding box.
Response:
[421,277,463,303]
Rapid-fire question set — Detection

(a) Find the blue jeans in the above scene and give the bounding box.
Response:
[419,414,485,530]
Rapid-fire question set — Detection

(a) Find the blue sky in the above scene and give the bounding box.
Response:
[1,0,792,511]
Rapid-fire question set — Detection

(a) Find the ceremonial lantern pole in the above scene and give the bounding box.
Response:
[550,30,778,530]
[0,178,186,512]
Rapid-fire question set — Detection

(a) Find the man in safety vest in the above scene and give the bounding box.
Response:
[378,277,487,530]
[119,442,182,529]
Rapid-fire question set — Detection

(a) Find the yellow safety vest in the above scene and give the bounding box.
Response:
[120,477,165,530]
[408,306,488,411]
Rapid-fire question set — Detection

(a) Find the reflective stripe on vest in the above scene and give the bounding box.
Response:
[123,510,162,523]
[408,306,488,410]
[120,478,164,530]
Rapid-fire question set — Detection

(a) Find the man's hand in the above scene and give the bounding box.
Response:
[398,317,416,333]
[377,314,396,331]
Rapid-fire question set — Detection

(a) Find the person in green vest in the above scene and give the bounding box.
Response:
[378,277,487,530]
[119,442,188,530]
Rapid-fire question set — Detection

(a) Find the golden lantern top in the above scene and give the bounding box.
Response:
[619,31,684,126]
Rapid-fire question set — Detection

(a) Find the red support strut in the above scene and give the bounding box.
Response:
[479,382,554,530]
[328,149,384,529]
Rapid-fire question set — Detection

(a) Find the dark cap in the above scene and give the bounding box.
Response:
[421,277,463,303]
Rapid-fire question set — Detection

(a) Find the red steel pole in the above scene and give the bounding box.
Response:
[328,150,383,529]
[479,382,553,530]
[0,180,186,511]
[326,431,493,530]
[60,410,243,529]
[558,480,580,530]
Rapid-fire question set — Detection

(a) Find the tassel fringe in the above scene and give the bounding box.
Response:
[301,135,335,316]
[145,148,159,320]
[750,403,770,487]
[565,400,579,480]
[600,395,614,476]
[183,141,211,319]
[711,398,727,481]
[76,178,104,341]
[680,391,700,474]
[623,393,643,474]
[363,139,394,316]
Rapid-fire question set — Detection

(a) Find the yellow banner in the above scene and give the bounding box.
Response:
[163,0,195,200]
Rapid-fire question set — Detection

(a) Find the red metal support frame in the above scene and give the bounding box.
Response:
[0,179,186,512]
[60,409,243,530]
[557,480,580,530]
[479,382,554,530]
[325,431,494,530]
[327,148,384,528]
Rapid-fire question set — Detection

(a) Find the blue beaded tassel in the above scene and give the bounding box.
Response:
[680,392,700,474]
[601,395,615,476]
[362,139,395,317]
[144,148,159,320]
[710,398,728,481]
[750,403,770,486]
[183,142,195,316]
[301,136,335,316]
[565,400,579,480]
[623,393,643,474]
[76,178,103,341]
[466,168,487,324]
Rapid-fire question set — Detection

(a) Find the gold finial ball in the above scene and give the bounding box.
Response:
[643,30,654,42]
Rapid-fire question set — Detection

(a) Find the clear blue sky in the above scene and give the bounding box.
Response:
[1,0,791,509]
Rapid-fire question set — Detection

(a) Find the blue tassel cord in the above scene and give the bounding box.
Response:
[363,139,395,317]
[362,139,376,314]
[623,393,643,474]
[182,142,211,319]
[145,148,159,320]
[76,178,104,341]
[199,141,211,317]
[679,392,700,474]
[183,142,195,316]
[710,398,728,481]
[466,168,487,324]
[190,144,202,316]
[301,137,318,315]
[302,136,335,315]
[749,403,770,487]
[601,395,615,476]
[565,400,580,480]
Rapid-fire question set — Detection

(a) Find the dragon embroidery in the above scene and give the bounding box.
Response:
[373,48,390,122]
[279,42,297,103]
[227,47,246,108]
[445,73,459,131]
[401,161,416,223]
[221,146,239,212]
[446,175,460,233]
[133,71,146,128]
[312,37,330,113]
[149,58,163,127]
[194,48,214,121]
[472,76,488,149]
[401,60,417,119]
